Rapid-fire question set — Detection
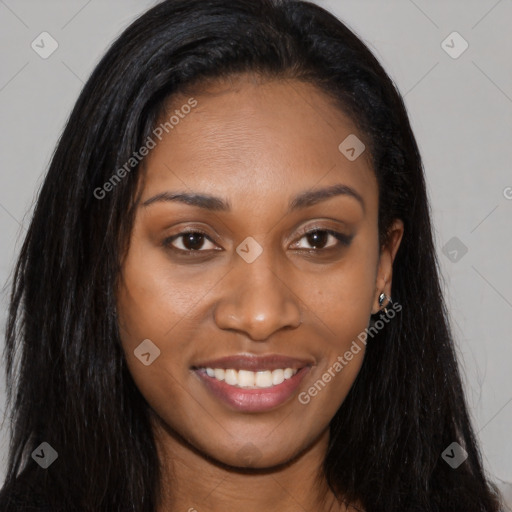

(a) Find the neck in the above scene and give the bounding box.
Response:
[151,415,352,512]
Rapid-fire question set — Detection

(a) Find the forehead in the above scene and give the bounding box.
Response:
[141,74,377,214]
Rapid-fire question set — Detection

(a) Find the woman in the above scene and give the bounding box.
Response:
[0,0,504,510]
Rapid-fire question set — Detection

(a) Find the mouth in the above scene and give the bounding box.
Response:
[198,366,301,388]
[191,354,313,412]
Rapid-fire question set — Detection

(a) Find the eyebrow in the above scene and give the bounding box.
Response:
[141,183,365,214]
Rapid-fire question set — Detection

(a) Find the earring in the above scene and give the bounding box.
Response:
[378,292,392,314]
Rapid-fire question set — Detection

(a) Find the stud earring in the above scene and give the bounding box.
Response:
[378,292,392,314]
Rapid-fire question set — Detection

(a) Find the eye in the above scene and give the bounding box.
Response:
[292,229,353,251]
[163,230,219,253]
[163,228,352,256]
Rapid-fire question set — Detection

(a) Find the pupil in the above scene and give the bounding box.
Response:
[184,233,204,250]
[307,230,327,249]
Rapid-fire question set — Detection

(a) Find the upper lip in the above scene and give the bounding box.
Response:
[192,354,313,372]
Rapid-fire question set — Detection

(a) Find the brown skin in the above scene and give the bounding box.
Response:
[116,73,403,512]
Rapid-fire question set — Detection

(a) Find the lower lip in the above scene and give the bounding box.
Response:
[195,367,311,412]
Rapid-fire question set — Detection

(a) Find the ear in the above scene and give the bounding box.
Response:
[371,218,404,314]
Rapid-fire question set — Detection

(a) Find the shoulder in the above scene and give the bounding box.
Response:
[0,465,56,512]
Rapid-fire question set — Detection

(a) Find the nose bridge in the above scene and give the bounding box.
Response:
[240,247,283,303]
[213,242,302,339]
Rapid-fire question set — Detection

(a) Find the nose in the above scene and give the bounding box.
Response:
[213,250,302,341]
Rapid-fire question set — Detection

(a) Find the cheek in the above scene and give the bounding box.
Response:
[116,238,230,415]
[116,260,198,427]
[116,238,217,343]
[297,243,377,335]
[294,243,377,393]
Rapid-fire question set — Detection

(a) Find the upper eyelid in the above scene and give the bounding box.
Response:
[169,220,350,239]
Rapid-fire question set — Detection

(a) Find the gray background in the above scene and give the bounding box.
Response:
[0,0,511,498]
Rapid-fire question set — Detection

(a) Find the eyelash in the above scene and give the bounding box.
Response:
[162,228,353,256]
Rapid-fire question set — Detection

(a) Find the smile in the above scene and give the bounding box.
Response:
[201,367,299,389]
[194,366,311,412]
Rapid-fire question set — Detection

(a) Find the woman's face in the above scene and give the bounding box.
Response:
[117,74,403,468]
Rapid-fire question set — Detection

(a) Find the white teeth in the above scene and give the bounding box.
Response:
[283,368,294,379]
[203,367,299,388]
[238,370,255,387]
[272,369,284,385]
[255,370,273,388]
[224,369,238,386]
